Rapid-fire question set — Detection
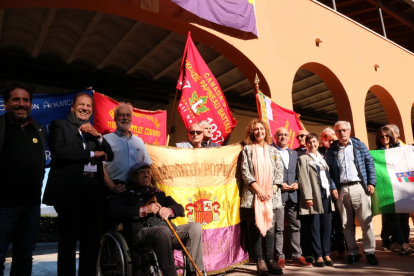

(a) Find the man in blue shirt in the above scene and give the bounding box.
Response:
[103,103,152,193]
[325,121,378,265]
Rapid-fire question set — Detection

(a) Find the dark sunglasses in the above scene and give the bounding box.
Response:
[189,130,202,135]
[296,134,306,139]
[379,135,390,139]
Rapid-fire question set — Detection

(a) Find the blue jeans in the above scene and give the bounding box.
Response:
[0,205,40,276]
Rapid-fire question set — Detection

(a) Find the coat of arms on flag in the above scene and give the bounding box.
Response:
[185,191,220,225]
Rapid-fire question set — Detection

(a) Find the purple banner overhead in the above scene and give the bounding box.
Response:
[170,0,258,37]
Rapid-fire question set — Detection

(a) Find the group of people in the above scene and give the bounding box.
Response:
[0,86,208,276]
[238,119,413,276]
[0,84,412,276]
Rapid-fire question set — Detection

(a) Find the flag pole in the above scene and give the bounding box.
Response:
[254,73,260,95]
[166,89,179,146]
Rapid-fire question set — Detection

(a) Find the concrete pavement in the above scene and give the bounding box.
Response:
[4,230,414,275]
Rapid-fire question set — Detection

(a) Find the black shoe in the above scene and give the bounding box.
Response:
[266,260,283,275]
[366,254,378,265]
[324,260,334,266]
[257,259,269,276]
[305,256,314,263]
[313,261,325,267]
[346,255,359,264]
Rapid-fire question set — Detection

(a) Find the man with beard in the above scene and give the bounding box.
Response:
[103,102,152,193]
[198,120,221,148]
[0,84,46,276]
[43,92,114,276]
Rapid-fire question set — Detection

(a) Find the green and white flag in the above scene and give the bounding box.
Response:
[370,145,414,215]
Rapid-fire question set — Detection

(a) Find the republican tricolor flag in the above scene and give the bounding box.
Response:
[370,145,414,215]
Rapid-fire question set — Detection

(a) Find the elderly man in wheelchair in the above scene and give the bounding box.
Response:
[106,161,206,276]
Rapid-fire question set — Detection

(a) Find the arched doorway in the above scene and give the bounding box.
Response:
[291,62,352,136]
[366,85,404,148]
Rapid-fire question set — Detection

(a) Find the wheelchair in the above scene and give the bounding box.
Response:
[96,226,189,276]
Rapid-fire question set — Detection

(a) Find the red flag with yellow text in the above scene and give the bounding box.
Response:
[93,92,167,145]
[176,32,237,144]
[256,92,305,149]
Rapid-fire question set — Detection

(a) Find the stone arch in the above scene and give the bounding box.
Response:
[368,85,405,142]
[293,62,353,134]
[0,0,271,97]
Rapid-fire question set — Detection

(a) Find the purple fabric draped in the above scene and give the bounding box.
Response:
[171,0,258,37]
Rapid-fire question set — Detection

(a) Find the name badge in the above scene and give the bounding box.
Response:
[84,163,98,172]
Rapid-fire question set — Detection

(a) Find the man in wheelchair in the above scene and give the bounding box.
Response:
[108,162,206,275]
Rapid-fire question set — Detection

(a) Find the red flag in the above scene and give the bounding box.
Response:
[256,92,305,149]
[176,32,237,144]
[93,92,167,145]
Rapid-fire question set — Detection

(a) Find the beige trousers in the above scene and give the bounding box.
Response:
[336,183,376,255]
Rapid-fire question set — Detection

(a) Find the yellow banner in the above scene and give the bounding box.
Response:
[146,144,243,229]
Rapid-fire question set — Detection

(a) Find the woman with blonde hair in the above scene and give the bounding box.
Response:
[240,119,283,275]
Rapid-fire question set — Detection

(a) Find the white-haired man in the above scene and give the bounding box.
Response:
[318,127,336,157]
[103,102,152,193]
[199,120,221,148]
[325,121,378,265]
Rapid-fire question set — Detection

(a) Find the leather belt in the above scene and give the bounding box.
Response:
[83,171,97,178]
[341,181,360,186]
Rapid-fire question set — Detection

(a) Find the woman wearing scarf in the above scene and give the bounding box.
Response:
[240,119,283,275]
[297,133,334,267]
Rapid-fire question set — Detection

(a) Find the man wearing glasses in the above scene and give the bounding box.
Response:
[325,121,378,265]
[274,127,311,268]
[103,102,152,194]
[108,162,206,276]
[176,123,204,148]
[294,129,309,157]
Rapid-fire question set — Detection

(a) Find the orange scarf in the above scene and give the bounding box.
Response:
[251,143,273,236]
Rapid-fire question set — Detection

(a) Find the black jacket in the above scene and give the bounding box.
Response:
[43,119,114,206]
[108,186,184,234]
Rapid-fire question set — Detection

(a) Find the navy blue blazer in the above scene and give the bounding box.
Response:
[278,148,299,203]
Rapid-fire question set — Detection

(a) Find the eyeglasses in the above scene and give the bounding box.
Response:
[379,135,390,139]
[296,134,306,139]
[336,129,349,133]
[189,130,203,135]
[137,169,152,174]
[277,133,289,137]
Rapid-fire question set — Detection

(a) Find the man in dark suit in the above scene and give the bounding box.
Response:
[108,162,205,276]
[274,127,311,268]
[0,84,46,276]
[43,92,114,276]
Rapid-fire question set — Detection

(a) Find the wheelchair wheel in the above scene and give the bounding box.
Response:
[97,231,132,276]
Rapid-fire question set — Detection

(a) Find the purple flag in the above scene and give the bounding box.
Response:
[171,0,258,37]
